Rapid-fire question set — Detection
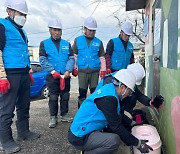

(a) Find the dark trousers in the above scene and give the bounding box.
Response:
[78,72,99,107]
[46,74,70,116]
[69,131,120,154]
[0,73,30,131]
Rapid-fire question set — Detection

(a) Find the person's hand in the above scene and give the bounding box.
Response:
[64,71,70,78]
[100,71,106,78]
[137,140,153,153]
[106,68,111,74]
[29,73,34,85]
[51,70,61,79]
[151,95,164,110]
[60,76,65,91]
[72,69,78,77]
[0,78,10,94]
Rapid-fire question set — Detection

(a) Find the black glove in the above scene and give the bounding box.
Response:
[137,140,153,153]
[151,95,164,109]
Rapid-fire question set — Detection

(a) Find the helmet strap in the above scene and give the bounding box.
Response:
[118,82,126,101]
[122,87,128,97]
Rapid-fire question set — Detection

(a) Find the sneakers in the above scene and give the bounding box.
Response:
[1,140,21,154]
[0,142,3,151]
[49,116,58,128]
[61,114,73,122]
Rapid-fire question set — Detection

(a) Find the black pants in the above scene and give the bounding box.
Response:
[78,72,99,107]
[46,74,70,116]
[0,73,30,131]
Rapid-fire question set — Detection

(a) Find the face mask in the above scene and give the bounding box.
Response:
[14,16,26,27]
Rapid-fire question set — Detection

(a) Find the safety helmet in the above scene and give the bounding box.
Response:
[4,0,28,15]
[114,69,136,91]
[121,21,133,35]
[84,16,97,30]
[127,63,145,85]
[48,18,62,29]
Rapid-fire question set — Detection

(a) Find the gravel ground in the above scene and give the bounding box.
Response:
[0,77,135,154]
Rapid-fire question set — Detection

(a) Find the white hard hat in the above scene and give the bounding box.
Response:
[4,0,28,15]
[114,69,136,91]
[127,63,145,85]
[84,16,97,30]
[121,21,133,35]
[48,18,62,29]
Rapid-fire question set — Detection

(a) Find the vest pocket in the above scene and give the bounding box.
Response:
[91,59,100,68]
[77,58,85,66]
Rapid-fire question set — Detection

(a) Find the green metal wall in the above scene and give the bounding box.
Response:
[145,0,180,153]
[159,68,180,154]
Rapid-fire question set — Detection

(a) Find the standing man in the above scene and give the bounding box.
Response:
[105,21,134,74]
[72,16,106,108]
[68,69,153,154]
[39,18,74,128]
[0,0,40,153]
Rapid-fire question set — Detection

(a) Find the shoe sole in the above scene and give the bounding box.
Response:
[49,124,57,128]
[5,147,21,154]
[17,134,41,141]
[0,148,4,151]
[61,119,73,123]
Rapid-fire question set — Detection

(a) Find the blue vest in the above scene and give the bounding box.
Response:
[70,83,120,137]
[95,72,117,91]
[0,18,30,68]
[111,37,133,70]
[43,38,70,74]
[76,35,101,70]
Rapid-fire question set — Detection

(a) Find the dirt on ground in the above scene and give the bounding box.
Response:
[0,77,151,154]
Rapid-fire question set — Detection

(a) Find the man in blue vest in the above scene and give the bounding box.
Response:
[105,21,134,74]
[68,69,153,154]
[72,16,106,108]
[96,63,164,130]
[0,0,40,153]
[39,18,75,128]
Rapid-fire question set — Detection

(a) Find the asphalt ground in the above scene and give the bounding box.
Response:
[0,77,134,154]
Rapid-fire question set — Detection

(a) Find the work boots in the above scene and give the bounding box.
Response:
[0,142,3,151]
[16,120,40,141]
[0,130,21,154]
[49,116,58,128]
[61,114,73,123]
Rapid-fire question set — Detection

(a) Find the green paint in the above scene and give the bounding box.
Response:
[162,0,172,19]
[159,67,180,154]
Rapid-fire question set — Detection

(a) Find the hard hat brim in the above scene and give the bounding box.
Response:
[49,26,62,29]
[6,6,29,15]
[136,81,142,86]
[84,26,97,31]
[123,31,133,36]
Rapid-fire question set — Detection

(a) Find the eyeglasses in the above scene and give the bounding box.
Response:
[128,89,133,96]
[124,85,133,96]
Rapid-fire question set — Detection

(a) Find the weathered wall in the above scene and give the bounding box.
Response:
[145,0,180,153]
